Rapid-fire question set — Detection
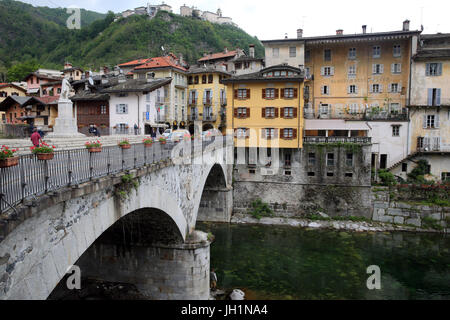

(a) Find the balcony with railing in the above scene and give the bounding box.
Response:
[304,105,409,121]
[417,137,448,152]
[304,136,372,144]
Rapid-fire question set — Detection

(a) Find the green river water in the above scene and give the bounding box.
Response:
[197,222,450,300]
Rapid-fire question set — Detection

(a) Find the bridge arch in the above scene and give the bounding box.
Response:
[193,163,232,226]
[0,182,188,300]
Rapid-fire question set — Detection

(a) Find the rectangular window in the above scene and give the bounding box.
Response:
[323,66,332,76]
[345,173,353,178]
[441,172,450,181]
[426,63,442,76]
[265,107,276,118]
[285,153,292,167]
[308,172,315,177]
[371,84,381,93]
[392,125,400,137]
[348,65,356,77]
[428,88,441,106]
[289,47,296,57]
[327,153,335,166]
[321,85,330,95]
[348,48,356,59]
[272,48,279,58]
[236,128,248,139]
[284,88,295,99]
[237,108,248,118]
[349,85,357,94]
[346,153,353,166]
[100,105,107,114]
[283,107,294,118]
[308,153,316,165]
[393,45,401,57]
[327,172,334,177]
[116,104,128,114]
[390,83,399,93]
[426,115,435,128]
[392,63,401,74]
[373,46,381,58]
[208,75,213,84]
[264,128,275,139]
[373,64,383,74]
[283,128,293,139]
[324,49,332,61]
[265,88,276,99]
[402,163,408,172]
[237,89,249,99]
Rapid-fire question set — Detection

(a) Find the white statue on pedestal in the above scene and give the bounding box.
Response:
[46,78,85,138]
[60,78,72,101]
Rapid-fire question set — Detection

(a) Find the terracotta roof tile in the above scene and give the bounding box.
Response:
[118,58,151,67]
[134,56,187,72]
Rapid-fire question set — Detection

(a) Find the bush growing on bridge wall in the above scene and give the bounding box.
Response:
[115,174,140,200]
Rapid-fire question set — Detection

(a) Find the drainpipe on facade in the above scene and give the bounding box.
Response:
[136,93,140,134]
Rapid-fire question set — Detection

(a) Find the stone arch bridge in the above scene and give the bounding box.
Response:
[0,138,233,300]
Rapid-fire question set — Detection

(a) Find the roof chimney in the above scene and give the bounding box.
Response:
[249,44,255,58]
[336,29,343,35]
[362,25,367,34]
[403,19,410,31]
[297,29,303,38]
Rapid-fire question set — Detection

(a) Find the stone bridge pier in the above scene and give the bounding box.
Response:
[0,138,234,300]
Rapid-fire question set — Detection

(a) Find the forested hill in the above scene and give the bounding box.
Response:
[0,0,264,82]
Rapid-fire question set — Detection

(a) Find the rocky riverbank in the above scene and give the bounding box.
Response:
[231,213,446,233]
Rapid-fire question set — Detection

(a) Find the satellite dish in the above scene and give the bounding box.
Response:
[88,77,94,86]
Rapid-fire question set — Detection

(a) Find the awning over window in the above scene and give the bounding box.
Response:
[305,119,370,131]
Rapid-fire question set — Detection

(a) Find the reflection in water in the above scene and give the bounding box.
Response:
[198,223,450,300]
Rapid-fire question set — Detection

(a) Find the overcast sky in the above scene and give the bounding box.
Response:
[20,0,450,39]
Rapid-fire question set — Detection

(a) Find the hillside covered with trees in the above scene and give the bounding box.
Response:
[0,0,264,82]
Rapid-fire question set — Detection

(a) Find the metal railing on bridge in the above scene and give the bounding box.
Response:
[0,138,222,214]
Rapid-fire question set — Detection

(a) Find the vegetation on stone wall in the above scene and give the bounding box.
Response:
[248,198,274,220]
[115,174,140,200]
[378,170,397,186]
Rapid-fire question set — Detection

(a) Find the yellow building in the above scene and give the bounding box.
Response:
[187,65,230,133]
[222,65,305,149]
[0,83,27,123]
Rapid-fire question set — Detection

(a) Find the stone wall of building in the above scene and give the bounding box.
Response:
[232,144,373,218]
[371,187,450,231]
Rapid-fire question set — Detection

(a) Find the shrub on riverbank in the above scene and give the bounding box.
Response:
[248,199,273,220]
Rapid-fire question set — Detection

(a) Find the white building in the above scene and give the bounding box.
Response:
[102,78,172,135]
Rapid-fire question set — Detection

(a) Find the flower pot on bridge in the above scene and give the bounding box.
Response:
[0,156,19,168]
[88,147,102,153]
[36,153,54,161]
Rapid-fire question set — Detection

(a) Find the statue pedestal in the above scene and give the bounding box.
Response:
[47,99,85,138]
